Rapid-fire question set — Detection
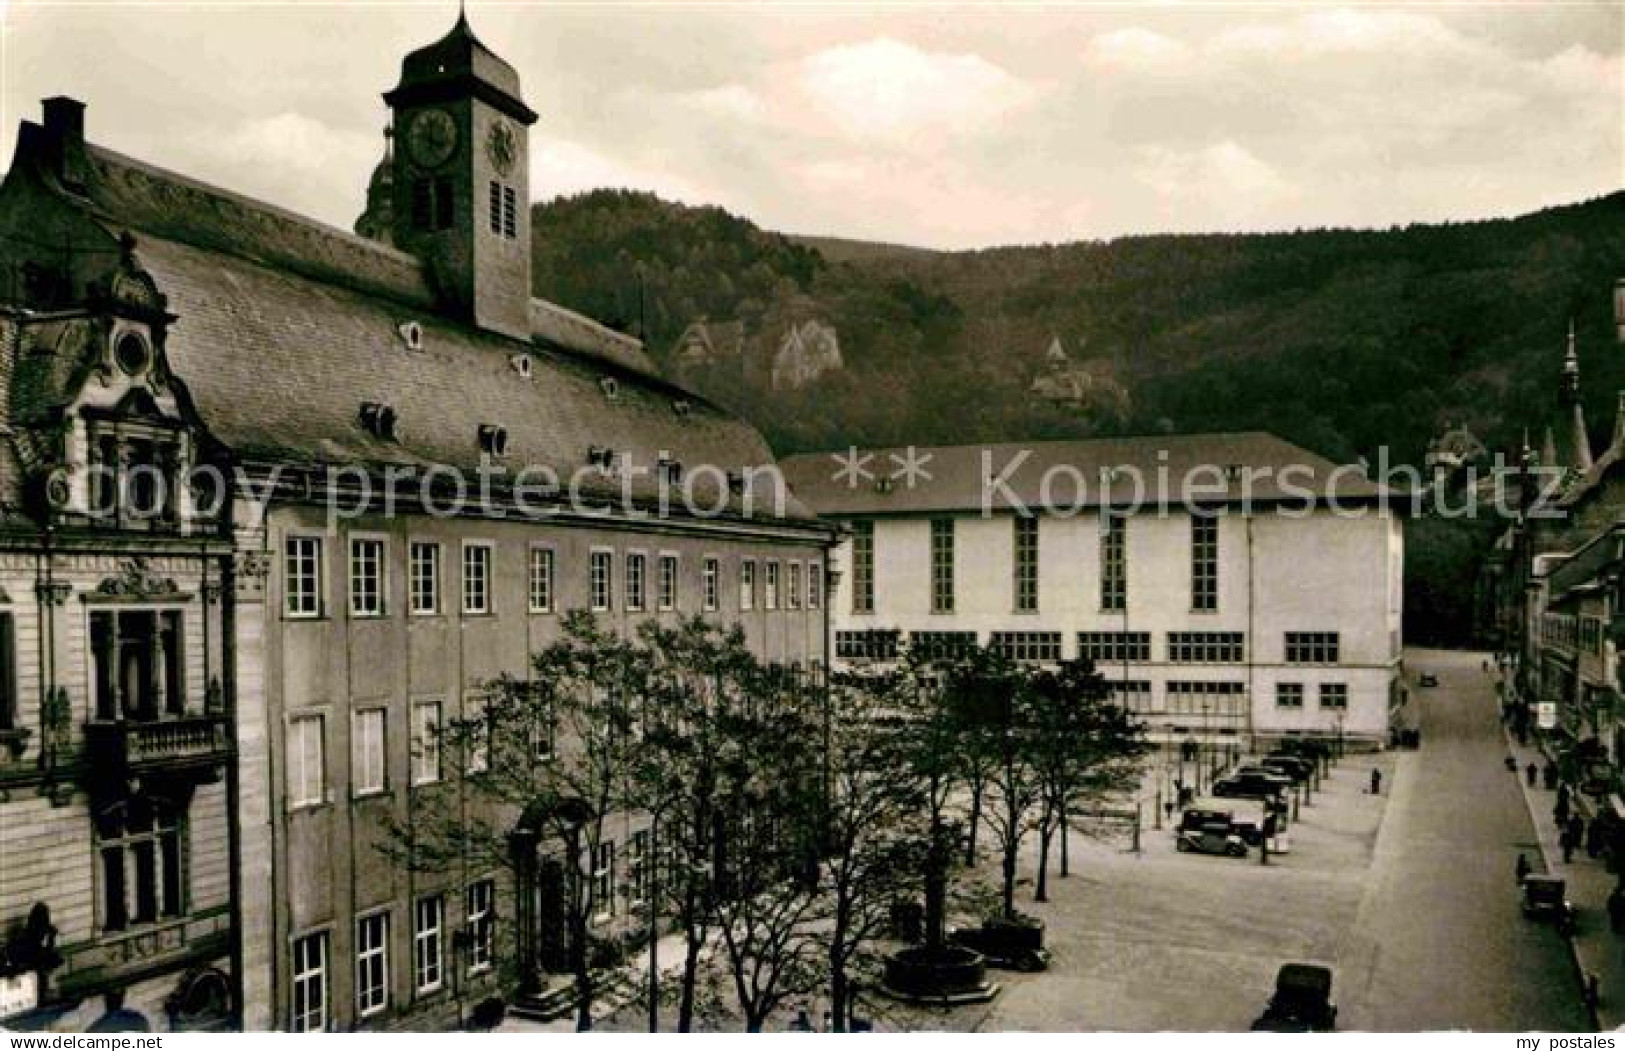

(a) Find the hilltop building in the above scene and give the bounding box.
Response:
[1027,337,1130,422]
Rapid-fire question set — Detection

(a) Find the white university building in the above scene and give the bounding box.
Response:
[780,433,1405,751]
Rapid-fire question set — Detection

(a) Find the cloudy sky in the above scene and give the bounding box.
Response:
[1,1,1620,249]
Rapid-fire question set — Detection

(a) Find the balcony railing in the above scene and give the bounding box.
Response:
[84,715,230,775]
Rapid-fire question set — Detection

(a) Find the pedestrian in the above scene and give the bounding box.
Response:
[1584,972,1600,1013]
[1609,886,1625,933]
[1589,819,1604,859]
[1517,852,1532,883]
[1557,792,1572,828]
[1570,814,1586,849]
[1527,762,1539,787]
[1370,768,1382,795]
[1563,827,1577,863]
[1545,763,1560,790]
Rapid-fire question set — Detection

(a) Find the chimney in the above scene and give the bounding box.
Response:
[40,96,87,192]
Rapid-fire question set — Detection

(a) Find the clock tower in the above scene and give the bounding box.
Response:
[383,11,538,340]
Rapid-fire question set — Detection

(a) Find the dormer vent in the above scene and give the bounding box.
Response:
[510,353,533,379]
[599,377,620,400]
[673,399,692,418]
[360,402,399,440]
[398,321,423,351]
[479,424,509,457]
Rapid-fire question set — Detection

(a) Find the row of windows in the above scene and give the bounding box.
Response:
[287,700,446,808]
[1112,681,1350,716]
[1543,613,1579,650]
[291,879,495,1032]
[849,514,1222,616]
[1274,682,1349,710]
[835,628,1341,666]
[285,537,820,620]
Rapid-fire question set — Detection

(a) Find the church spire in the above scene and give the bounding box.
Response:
[1563,318,1594,471]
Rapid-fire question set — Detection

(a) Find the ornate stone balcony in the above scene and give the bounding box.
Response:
[84,715,230,779]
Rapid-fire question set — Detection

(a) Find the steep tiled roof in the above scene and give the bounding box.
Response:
[0,122,817,524]
[73,141,656,380]
[779,432,1389,516]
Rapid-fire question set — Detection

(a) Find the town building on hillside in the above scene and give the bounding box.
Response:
[0,11,834,1032]
[1027,336,1130,421]
[780,432,1404,754]
[1485,300,1625,787]
[670,305,842,393]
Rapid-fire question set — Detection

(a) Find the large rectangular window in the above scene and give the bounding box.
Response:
[1077,631,1152,664]
[1191,515,1219,612]
[787,561,801,610]
[592,842,616,922]
[411,701,441,786]
[91,609,184,721]
[991,630,1062,664]
[350,538,385,617]
[414,895,444,993]
[703,557,720,611]
[1111,680,1154,714]
[808,562,822,610]
[355,912,389,1019]
[851,521,874,615]
[909,630,978,662]
[1285,632,1341,664]
[353,708,386,797]
[1013,516,1039,613]
[1166,680,1246,717]
[409,542,439,615]
[0,613,14,731]
[288,713,326,808]
[626,553,647,611]
[1276,683,1305,709]
[285,536,322,618]
[467,879,495,974]
[529,547,555,613]
[740,560,756,611]
[764,561,780,610]
[462,544,491,615]
[1101,514,1126,612]
[1319,683,1349,710]
[591,550,614,612]
[1167,632,1246,663]
[659,554,679,611]
[930,518,955,614]
[835,629,901,662]
[291,931,330,1032]
[96,797,183,931]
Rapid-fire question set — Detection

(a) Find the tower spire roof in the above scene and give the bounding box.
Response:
[383,7,536,124]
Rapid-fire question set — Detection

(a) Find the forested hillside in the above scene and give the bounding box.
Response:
[531,188,1625,644]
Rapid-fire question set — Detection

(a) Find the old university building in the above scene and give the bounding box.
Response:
[0,12,833,1033]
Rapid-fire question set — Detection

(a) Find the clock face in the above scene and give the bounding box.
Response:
[408,109,458,169]
[487,121,518,177]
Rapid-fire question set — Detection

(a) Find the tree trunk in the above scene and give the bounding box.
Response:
[965,775,983,867]
[831,959,850,1033]
[924,821,948,952]
[1001,840,1018,919]
[1035,820,1053,902]
[678,919,702,1033]
[1059,799,1070,877]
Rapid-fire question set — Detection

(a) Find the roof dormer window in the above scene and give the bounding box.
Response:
[599,377,621,401]
[359,402,398,441]
[673,399,692,419]
[479,424,509,458]
[398,321,424,351]
[114,332,151,376]
[510,353,533,379]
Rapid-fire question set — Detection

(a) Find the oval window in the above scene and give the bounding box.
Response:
[114,332,150,375]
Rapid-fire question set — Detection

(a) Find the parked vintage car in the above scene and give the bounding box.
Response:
[1258,755,1313,783]
[1213,770,1290,801]
[1176,821,1249,858]
[1521,874,1577,936]
[1251,964,1337,1032]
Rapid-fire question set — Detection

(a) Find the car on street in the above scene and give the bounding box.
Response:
[1521,874,1577,936]
[1214,770,1291,800]
[1176,821,1249,858]
[1251,963,1338,1032]
[1260,755,1314,782]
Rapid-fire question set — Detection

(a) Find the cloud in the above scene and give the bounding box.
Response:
[1134,141,1300,228]
[531,135,714,207]
[790,37,1040,141]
